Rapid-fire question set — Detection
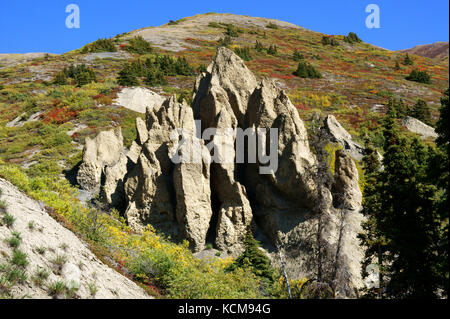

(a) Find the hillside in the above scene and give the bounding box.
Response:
[0,177,151,299]
[398,41,449,60]
[0,13,448,299]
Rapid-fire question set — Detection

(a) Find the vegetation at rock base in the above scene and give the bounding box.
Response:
[226,230,275,285]
[234,47,253,61]
[408,99,432,126]
[217,35,232,47]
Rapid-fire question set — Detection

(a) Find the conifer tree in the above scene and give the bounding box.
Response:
[409,99,432,125]
[403,53,414,66]
[359,104,446,298]
[226,229,275,284]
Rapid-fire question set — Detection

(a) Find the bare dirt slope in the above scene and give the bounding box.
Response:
[0,177,151,299]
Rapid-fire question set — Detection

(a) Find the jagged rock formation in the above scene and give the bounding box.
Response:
[402,116,438,139]
[76,47,365,297]
[123,96,213,251]
[332,150,363,211]
[76,128,124,192]
[323,115,365,161]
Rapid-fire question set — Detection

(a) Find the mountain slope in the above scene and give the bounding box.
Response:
[398,41,449,60]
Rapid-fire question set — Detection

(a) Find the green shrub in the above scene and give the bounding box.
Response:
[254,40,265,52]
[5,232,21,249]
[54,64,97,87]
[405,69,431,84]
[266,44,278,55]
[47,280,66,296]
[292,49,305,61]
[294,61,322,78]
[125,36,153,54]
[403,53,414,66]
[32,266,50,286]
[82,38,117,53]
[2,213,15,227]
[11,250,29,268]
[117,55,193,86]
[117,67,139,86]
[409,99,432,125]
[234,47,253,61]
[208,22,222,28]
[266,22,278,29]
[196,64,207,73]
[225,24,241,37]
[344,32,362,44]
[322,36,339,46]
[218,36,232,47]
[226,230,275,294]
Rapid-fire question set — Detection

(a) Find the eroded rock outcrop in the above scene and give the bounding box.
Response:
[75,47,365,297]
[76,128,124,192]
[332,150,363,211]
[323,115,365,161]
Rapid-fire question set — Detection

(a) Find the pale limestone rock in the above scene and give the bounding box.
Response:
[324,115,364,161]
[402,116,438,139]
[192,47,256,254]
[332,150,363,211]
[76,128,123,192]
[102,153,129,207]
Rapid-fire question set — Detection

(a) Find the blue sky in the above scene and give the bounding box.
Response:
[0,0,448,54]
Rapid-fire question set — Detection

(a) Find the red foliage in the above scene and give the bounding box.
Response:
[43,107,77,124]
[295,103,309,110]
[270,73,295,80]
[93,94,105,100]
